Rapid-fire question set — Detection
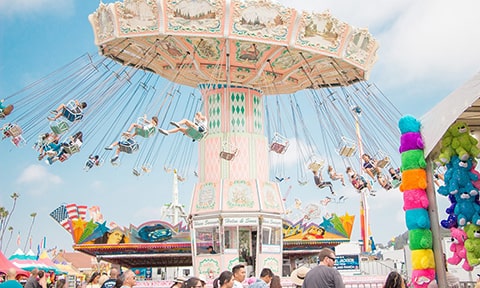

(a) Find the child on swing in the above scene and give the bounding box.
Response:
[158,111,207,137]
[327,165,345,186]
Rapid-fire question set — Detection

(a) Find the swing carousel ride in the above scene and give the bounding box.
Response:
[1,0,403,277]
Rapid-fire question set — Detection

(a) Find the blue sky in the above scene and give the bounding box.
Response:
[1,0,480,258]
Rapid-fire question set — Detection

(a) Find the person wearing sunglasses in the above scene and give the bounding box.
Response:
[302,248,344,288]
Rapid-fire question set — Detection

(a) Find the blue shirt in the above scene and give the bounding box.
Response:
[248,278,268,288]
[0,280,24,288]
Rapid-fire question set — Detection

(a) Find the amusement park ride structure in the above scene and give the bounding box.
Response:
[76,0,382,277]
[0,0,404,278]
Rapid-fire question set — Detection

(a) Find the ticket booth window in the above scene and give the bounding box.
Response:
[195,226,219,255]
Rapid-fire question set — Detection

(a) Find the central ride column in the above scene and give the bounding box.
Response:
[190,84,284,280]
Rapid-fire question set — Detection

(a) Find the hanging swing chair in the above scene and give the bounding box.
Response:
[134,117,156,138]
[84,157,102,171]
[0,104,14,119]
[390,178,401,189]
[307,157,325,173]
[132,168,142,177]
[297,179,309,186]
[2,123,22,138]
[62,143,81,155]
[119,138,139,154]
[50,119,70,135]
[2,123,25,147]
[269,132,289,154]
[337,136,357,157]
[62,100,85,122]
[374,150,391,169]
[220,141,238,161]
[185,126,207,141]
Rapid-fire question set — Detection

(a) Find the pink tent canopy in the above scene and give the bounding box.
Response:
[0,251,29,278]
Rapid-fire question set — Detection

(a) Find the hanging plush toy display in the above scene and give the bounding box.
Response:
[398,115,435,287]
[435,121,480,271]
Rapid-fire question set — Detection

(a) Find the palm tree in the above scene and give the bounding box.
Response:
[24,212,37,252]
[4,226,14,253]
[0,192,19,251]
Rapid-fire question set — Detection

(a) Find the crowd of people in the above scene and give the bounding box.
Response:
[1,254,480,288]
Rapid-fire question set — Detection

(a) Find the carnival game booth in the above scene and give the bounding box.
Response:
[419,71,480,287]
[59,202,353,272]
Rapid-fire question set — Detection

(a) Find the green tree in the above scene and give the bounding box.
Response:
[24,212,37,251]
[0,192,19,252]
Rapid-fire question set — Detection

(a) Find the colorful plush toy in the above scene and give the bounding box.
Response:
[436,129,453,166]
[406,208,431,230]
[409,229,432,250]
[403,188,429,211]
[411,249,435,270]
[400,169,427,192]
[400,149,426,171]
[439,121,480,163]
[440,194,458,229]
[470,159,480,190]
[464,223,480,266]
[399,115,421,134]
[454,188,480,227]
[448,227,473,271]
[438,156,478,196]
[400,132,424,153]
[441,213,458,229]
[411,268,435,288]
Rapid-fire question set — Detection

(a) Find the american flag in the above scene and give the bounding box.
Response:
[77,205,88,220]
[65,203,79,220]
[49,205,71,232]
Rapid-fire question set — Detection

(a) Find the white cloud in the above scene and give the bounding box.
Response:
[376,1,480,90]
[0,0,74,17]
[16,165,62,195]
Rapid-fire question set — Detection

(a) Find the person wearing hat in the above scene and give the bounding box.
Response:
[475,274,480,288]
[290,266,311,288]
[301,248,344,288]
[169,277,186,288]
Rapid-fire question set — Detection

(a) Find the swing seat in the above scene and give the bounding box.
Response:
[220,143,238,161]
[298,179,308,186]
[50,120,70,135]
[11,136,26,147]
[270,133,289,154]
[119,138,139,154]
[308,160,324,172]
[270,142,288,154]
[63,108,84,122]
[84,159,95,170]
[59,154,69,162]
[132,168,141,177]
[391,179,401,188]
[62,100,84,122]
[337,136,357,157]
[63,143,80,155]
[135,126,156,138]
[141,165,152,173]
[0,105,13,119]
[338,144,356,157]
[177,174,186,182]
[376,157,390,169]
[220,150,238,161]
[3,123,22,138]
[185,127,206,141]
